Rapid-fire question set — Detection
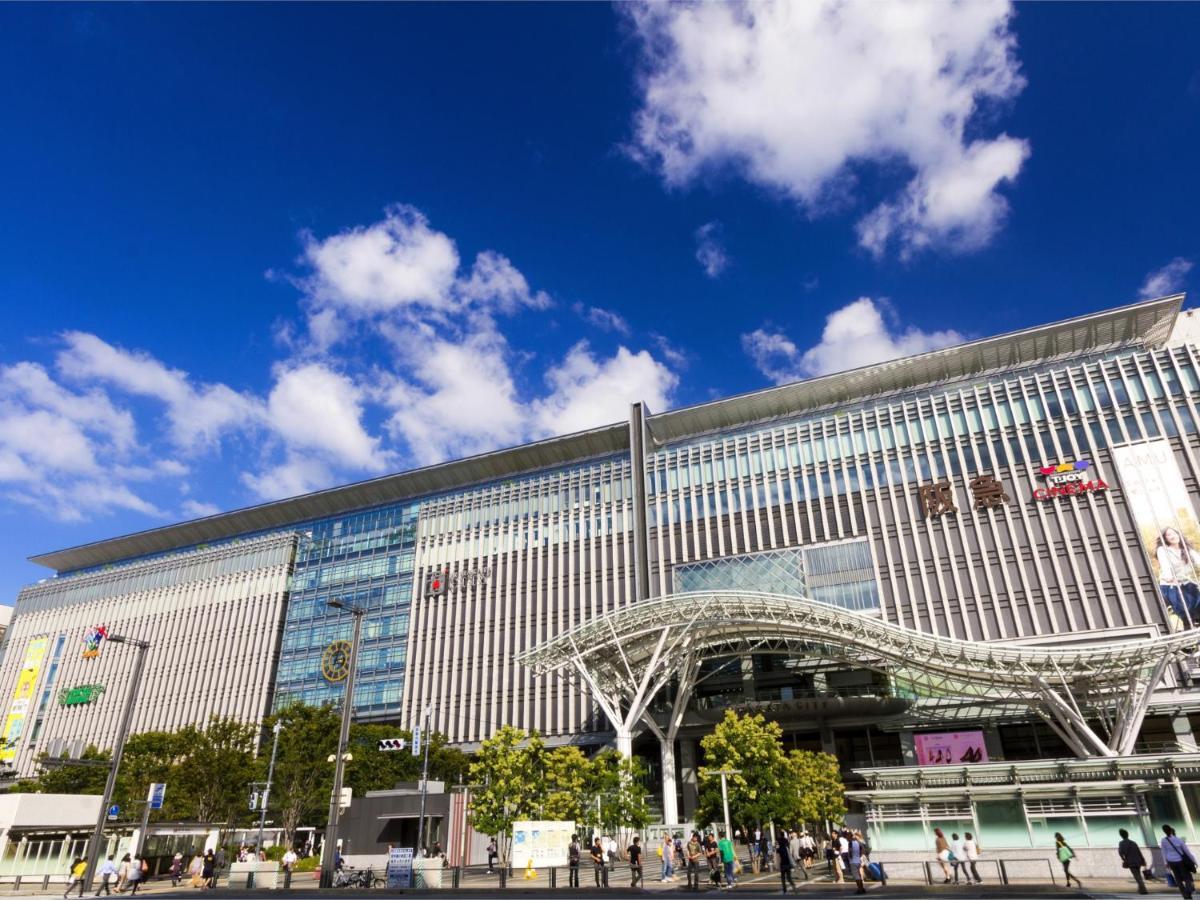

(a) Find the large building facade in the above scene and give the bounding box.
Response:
[4,294,1200,857]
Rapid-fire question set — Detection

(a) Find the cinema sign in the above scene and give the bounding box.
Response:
[1033,460,1109,501]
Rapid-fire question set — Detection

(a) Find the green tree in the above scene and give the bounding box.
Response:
[175,717,259,829]
[696,710,801,833]
[587,749,651,848]
[264,702,340,845]
[789,750,846,832]
[541,746,591,823]
[9,746,110,795]
[467,726,545,865]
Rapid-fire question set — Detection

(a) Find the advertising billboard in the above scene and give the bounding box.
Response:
[914,730,988,766]
[511,820,574,869]
[1111,439,1200,630]
[0,636,49,763]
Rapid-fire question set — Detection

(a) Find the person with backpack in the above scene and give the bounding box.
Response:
[567,834,580,887]
[1055,833,1083,888]
[1161,824,1196,899]
[64,857,87,898]
[1118,828,1149,895]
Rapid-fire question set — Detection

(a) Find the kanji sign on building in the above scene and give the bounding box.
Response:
[969,475,1010,511]
[918,482,957,518]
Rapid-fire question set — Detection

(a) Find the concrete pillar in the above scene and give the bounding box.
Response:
[1174,775,1196,841]
[819,722,837,757]
[679,739,699,821]
[899,732,917,766]
[660,738,679,825]
[983,727,1004,761]
[616,726,633,760]
[741,656,755,700]
[1173,714,1198,752]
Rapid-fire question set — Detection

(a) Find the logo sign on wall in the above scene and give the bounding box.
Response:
[82,625,108,659]
[424,566,493,598]
[914,731,988,766]
[59,684,106,707]
[1032,461,1109,501]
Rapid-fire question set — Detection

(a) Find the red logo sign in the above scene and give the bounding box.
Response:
[1033,461,1108,501]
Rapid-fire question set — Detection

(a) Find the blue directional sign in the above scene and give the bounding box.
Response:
[107,805,119,820]
[148,783,166,810]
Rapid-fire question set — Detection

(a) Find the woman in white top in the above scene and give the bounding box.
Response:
[1157,527,1200,628]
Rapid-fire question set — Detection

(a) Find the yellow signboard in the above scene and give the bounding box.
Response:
[0,636,49,763]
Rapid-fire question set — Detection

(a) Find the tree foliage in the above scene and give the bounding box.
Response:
[467,726,545,863]
[696,710,801,832]
[789,749,846,831]
[263,702,340,846]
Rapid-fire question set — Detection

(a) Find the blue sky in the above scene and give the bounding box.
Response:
[1,2,1198,601]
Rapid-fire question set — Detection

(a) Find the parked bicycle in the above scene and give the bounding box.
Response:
[332,865,385,888]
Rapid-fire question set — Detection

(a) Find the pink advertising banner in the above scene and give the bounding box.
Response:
[914,730,988,766]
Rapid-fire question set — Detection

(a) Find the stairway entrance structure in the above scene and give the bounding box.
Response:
[517,591,1200,825]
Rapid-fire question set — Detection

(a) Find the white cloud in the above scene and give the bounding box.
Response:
[626,1,1028,258]
[457,250,552,313]
[694,221,729,278]
[56,331,262,450]
[573,302,631,335]
[381,325,527,466]
[265,363,391,472]
[532,341,678,434]
[0,363,165,521]
[743,297,964,382]
[241,454,336,502]
[181,499,221,518]
[301,204,460,313]
[1139,257,1194,299]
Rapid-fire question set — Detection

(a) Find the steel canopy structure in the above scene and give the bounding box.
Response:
[517,590,1200,824]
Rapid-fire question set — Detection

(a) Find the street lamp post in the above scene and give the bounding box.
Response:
[247,720,283,889]
[320,600,364,889]
[83,635,150,892]
[699,768,741,841]
[415,705,432,855]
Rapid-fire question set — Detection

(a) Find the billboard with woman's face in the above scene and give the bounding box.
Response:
[1111,439,1200,630]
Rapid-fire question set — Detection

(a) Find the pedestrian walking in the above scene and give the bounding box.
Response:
[661,832,676,882]
[776,832,797,894]
[846,830,866,895]
[962,832,983,884]
[950,832,966,883]
[169,852,183,887]
[590,836,608,887]
[64,857,87,898]
[628,836,643,888]
[686,833,703,893]
[1161,824,1196,899]
[1118,829,1149,895]
[487,838,498,874]
[568,834,581,888]
[125,855,143,896]
[933,828,952,883]
[187,852,203,889]
[759,830,772,873]
[202,850,215,890]
[718,832,737,888]
[1055,832,1083,888]
[96,855,119,897]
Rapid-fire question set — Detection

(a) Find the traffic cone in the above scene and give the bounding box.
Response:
[524,857,538,880]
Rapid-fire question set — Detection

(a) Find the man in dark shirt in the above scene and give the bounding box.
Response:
[591,837,608,887]
[1118,829,1149,895]
[686,833,703,893]
[628,836,643,887]
[568,835,581,888]
[704,833,723,887]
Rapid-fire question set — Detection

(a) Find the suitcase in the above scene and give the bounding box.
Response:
[866,862,884,882]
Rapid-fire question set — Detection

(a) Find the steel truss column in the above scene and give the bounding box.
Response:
[640,654,698,825]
